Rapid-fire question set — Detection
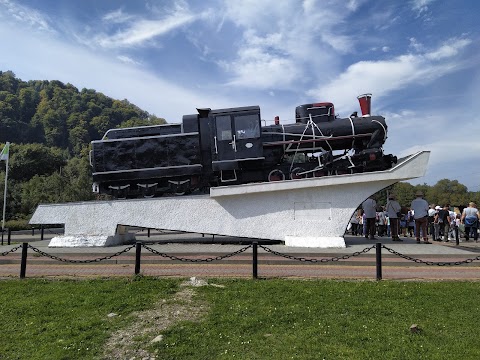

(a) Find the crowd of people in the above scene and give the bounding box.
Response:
[348,192,480,244]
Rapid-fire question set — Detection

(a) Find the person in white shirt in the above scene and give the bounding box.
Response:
[461,202,479,241]
[362,196,377,240]
[386,194,402,241]
[411,191,431,244]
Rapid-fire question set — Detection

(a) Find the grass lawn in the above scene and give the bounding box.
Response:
[1,278,480,359]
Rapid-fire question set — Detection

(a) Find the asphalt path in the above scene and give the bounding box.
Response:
[1,230,480,280]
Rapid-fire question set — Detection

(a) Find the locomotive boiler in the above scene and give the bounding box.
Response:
[90,94,397,198]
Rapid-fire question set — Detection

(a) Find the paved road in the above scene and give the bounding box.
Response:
[1,230,480,280]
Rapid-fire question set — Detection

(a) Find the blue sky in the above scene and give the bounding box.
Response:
[1,0,479,190]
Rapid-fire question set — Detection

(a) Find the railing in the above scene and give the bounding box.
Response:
[2,242,480,280]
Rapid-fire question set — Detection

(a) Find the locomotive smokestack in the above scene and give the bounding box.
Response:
[274,116,280,125]
[357,93,372,117]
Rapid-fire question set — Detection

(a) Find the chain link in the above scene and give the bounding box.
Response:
[258,244,376,263]
[382,245,480,266]
[27,244,136,263]
[1,245,22,256]
[141,243,252,262]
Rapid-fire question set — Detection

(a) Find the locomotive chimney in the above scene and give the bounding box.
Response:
[274,116,280,125]
[357,93,372,117]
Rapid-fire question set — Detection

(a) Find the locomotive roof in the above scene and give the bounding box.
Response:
[196,105,260,116]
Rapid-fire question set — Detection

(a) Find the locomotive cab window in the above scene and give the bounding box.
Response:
[216,115,232,141]
[234,114,260,139]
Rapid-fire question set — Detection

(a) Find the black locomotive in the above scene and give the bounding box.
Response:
[90,94,397,198]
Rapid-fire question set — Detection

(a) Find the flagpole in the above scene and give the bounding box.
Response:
[2,142,9,232]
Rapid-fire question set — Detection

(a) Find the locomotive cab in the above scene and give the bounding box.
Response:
[205,106,264,181]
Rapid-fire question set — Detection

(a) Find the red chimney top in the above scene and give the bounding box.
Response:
[357,93,372,117]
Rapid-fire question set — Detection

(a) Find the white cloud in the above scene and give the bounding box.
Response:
[424,38,472,60]
[217,0,357,90]
[0,0,53,32]
[102,8,134,24]
[116,55,141,65]
[307,38,472,112]
[94,14,197,48]
[411,0,436,14]
[0,21,234,122]
[409,37,423,52]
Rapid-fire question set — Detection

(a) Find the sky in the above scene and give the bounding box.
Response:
[1,0,479,190]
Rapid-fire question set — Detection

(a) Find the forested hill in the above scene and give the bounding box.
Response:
[0,70,165,226]
[0,70,165,155]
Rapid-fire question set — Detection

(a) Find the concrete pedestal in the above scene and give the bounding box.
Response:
[30,151,429,248]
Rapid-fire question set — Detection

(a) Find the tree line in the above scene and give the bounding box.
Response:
[0,71,165,228]
[0,70,478,229]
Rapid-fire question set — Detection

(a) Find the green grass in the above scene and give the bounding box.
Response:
[0,277,180,360]
[153,279,480,360]
[1,278,480,359]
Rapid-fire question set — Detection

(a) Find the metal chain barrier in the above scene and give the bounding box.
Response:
[142,243,252,262]
[382,245,480,266]
[27,244,136,263]
[258,244,376,262]
[1,245,22,256]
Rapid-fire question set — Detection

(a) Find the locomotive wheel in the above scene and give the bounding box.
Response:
[168,179,191,196]
[137,183,158,198]
[313,168,329,177]
[268,169,285,182]
[108,184,130,199]
[290,167,307,180]
[334,168,354,175]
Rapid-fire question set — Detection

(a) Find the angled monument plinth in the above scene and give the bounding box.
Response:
[30,151,429,248]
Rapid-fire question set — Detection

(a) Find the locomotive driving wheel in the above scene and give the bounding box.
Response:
[313,167,330,177]
[290,167,308,180]
[268,169,285,182]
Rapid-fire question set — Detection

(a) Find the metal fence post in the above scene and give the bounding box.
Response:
[40,225,44,241]
[7,228,11,245]
[252,241,258,279]
[135,242,142,275]
[20,242,28,279]
[147,228,151,238]
[376,242,382,281]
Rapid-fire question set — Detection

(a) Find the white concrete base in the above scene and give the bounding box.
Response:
[48,233,135,247]
[29,151,430,248]
[285,236,346,248]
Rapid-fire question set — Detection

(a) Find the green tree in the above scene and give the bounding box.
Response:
[9,143,67,182]
[428,179,468,207]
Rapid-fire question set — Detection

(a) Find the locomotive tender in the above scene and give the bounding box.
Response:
[90,94,397,198]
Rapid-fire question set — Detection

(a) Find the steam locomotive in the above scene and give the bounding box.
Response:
[90,94,397,198]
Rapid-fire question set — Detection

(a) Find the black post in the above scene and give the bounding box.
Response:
[1,228,3,245]
[40,225,44,240]
[32,227,35,236]
[20,242,28,279]
[147,228,151,238]
[8,228,11,245]
[455,226,459,246]
[134,242,142,275]
[252,241,258,279]
[375,242,382,281]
